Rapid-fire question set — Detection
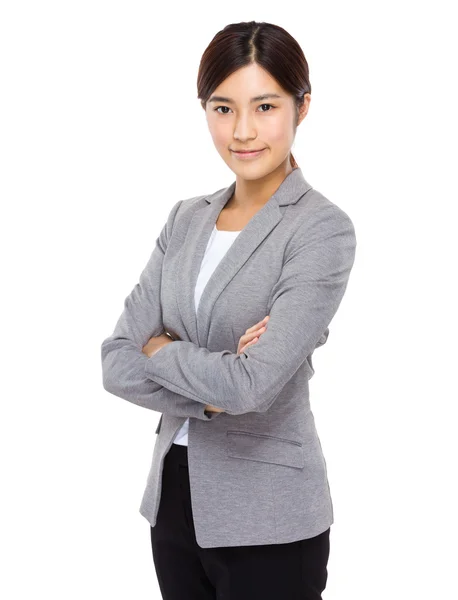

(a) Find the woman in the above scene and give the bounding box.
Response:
[101,20,357,600]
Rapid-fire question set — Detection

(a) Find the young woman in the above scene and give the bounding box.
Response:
[101,20,357,600]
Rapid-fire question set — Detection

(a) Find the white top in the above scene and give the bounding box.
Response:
[173,224,242,446]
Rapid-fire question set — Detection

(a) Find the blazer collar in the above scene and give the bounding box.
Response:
[176,167,313,347]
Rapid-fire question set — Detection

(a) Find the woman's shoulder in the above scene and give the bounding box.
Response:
[297,184,351,218]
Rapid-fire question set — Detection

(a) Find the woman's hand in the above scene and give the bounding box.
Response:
[143,319,270,414]
[237,315,269,355]
[142,333,173,358]
[205,315,270,414]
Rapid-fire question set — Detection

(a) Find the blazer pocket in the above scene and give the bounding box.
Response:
[226,430,304,469]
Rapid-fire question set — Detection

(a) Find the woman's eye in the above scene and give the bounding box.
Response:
[214,103,275,114]
[258,103,274,112]
[215,106,232,114]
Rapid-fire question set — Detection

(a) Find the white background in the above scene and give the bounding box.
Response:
[1,1,457,598]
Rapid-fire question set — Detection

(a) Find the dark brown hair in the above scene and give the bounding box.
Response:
[197,21,311,169]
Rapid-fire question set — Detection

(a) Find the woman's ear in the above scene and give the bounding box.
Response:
[297,94,311,127]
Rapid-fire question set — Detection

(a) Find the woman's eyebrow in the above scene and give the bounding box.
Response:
[208,93,283,104]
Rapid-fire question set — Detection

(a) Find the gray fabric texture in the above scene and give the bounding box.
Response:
[101,167,357,548]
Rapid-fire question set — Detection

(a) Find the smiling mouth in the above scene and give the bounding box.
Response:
[231,149,266,153]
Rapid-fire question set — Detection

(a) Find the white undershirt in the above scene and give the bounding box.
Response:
[172,224,242,446]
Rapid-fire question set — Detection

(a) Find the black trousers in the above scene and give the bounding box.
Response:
[150,442,330,600]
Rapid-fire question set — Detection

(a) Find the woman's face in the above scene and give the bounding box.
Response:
[205,62,310,180]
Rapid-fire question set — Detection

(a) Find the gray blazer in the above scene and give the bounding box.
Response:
[101,167,357,549]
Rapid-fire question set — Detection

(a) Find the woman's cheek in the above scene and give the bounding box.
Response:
[263,118,294,147]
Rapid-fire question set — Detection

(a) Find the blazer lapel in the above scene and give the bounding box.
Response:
[176,167,313,348]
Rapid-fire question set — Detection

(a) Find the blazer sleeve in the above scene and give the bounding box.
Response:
[100,198,220,422]
[143,204,357,416]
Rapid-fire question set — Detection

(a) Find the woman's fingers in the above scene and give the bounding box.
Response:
[237,316,270,354]
[240,337,258,353]
[237,330,261,353]
[243,316,269,342]
[243,325,266,343]
[246,315,269,333]
[238,317,270,354]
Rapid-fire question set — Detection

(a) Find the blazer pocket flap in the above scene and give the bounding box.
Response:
[226,430,304,469]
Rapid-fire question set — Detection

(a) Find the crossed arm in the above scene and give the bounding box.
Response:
[141,331,225,414]
[141,204,356,416]
[101,198,224,421]
[101,200,356,419]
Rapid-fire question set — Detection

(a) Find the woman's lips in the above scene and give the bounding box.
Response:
[231,148,266,160]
